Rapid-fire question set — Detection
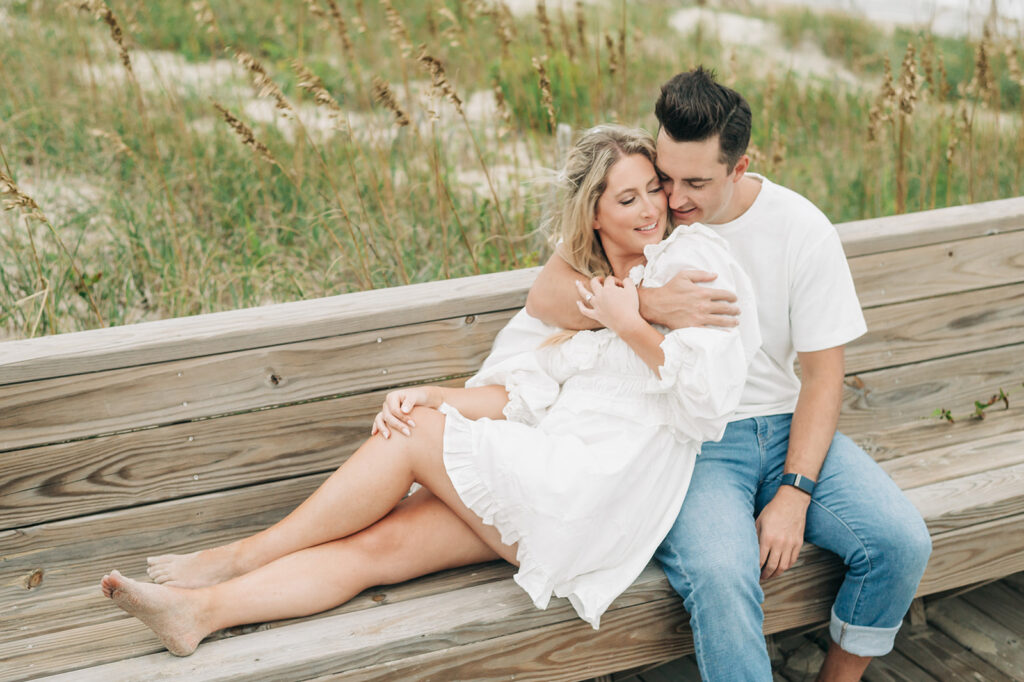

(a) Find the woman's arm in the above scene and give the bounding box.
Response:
[372,384,509,439]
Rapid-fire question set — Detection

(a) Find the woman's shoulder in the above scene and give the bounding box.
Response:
[641,223,734,273]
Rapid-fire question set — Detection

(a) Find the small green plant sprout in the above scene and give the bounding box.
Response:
[972,388,1011,420]
[932,387,1014,423]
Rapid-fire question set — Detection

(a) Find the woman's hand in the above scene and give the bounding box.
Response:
[575,276,644,336]
[372,386,443,439]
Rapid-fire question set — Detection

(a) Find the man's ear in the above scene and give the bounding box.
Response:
[731,154,750,181]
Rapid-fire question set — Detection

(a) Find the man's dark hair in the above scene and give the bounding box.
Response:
[654,66,752,168]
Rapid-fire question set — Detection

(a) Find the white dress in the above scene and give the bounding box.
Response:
[440,224,761,628]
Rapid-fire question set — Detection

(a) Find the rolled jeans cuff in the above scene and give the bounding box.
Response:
[829,606,901,657]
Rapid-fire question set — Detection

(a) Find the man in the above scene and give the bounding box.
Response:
[525,67,931,681]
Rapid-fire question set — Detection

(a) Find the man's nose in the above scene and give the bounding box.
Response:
[668,186,688,209]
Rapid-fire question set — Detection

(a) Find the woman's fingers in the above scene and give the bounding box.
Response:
[381,403,412,436]
[372,412,390,439]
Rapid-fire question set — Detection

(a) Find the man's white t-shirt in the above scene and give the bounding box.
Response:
[717,173,866,419]
[480,173,866,422]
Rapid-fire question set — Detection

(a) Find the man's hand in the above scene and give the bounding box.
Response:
[639,270,740,329]
[755,485,811,580]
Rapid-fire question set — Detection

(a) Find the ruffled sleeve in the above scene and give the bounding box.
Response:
[640,224,763,442]
[466,350,561,426]
[650,326,749,442]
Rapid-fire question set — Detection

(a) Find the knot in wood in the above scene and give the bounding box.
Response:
[23,568,44,590]
[465,315,476,325]
[267,371,283,387]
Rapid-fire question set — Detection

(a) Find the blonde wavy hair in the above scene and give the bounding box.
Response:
[541,124,669,279]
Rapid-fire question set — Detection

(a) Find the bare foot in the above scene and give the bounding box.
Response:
[101,570,208,656]
[147,544,242,588]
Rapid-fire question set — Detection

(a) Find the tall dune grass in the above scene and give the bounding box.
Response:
[1,1,1022,339]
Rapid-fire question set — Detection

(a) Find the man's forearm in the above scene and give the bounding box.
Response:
[525,253,602,330]
[784,360,844,481]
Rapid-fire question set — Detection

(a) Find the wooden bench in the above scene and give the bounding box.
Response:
[2,196,1024,681]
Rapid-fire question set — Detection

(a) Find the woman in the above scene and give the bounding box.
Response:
[100,125,759,655]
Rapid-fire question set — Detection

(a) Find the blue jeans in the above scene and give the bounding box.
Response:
[654,415,931,681]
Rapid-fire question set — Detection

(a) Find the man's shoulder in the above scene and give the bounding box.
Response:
[755,176,833,231]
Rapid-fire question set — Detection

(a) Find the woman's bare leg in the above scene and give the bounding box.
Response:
[150,406,516,587]
[105,487,500,656]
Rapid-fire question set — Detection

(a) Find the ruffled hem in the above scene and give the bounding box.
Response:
[439,402,603,629]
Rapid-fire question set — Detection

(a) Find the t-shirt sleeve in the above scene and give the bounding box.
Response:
[790,229,867,353]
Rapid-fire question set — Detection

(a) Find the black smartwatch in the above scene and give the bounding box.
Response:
[780,472,816,496]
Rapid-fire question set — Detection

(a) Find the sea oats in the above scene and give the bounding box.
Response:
[73,1,134,76]
[234,49,296,117]
[322,0,355,60]
[292,61,343,113]
[575,0,586,52]
[419,51,463,116]
[605,33,618,76]
[88,128,134,157]
[897,43,918,116]
[533,55,556,132]
[213,101,278,163]
[536,0,555,55]
[372,77,410,127]
[0,169,43,219]
[190,0,217,34]
[380,0,413,58]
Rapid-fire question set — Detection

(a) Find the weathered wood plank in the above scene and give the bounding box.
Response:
[960,581,1024,641]
[906,461,1024,534]
[849,230,1024,309]
[12,509,1024,681]
[861,648,934,682]
[839,343,1024,461]
[836,195,1024,258]
[0,269,538,386]
[927,598,1024,680]
[0,474,327,601]
[0,379,461,530]
[848,282,1024,373]
[881,429,1024,490]
[0,312,512,452]
[917,515,1024,596]
[891,621,1014,682]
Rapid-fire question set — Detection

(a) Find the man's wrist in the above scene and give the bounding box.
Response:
[775,481,813,506]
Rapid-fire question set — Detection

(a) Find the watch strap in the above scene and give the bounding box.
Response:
[781,472,816,496]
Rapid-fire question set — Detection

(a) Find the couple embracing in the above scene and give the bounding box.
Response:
[102,67,931,681]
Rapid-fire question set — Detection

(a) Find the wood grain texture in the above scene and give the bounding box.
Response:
[0,474,326,601]
[881,429,1024,490]
[836,195,1024,258]
[917,515,1024,595]
[0,379,462,530]
[839,343,1024,460]
[926,598,1024,680]
[890,622,1014,682]
[10,511,1024,681]
[0,269,538,386]
[0,312,512,452]
[906,461,1024,534]
[850,230,1024,309]
[848,282,1024,373]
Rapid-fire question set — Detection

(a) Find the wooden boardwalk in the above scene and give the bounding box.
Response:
[611,572,1024,681]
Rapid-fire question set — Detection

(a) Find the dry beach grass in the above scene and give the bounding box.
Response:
[0,0,1022,339]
